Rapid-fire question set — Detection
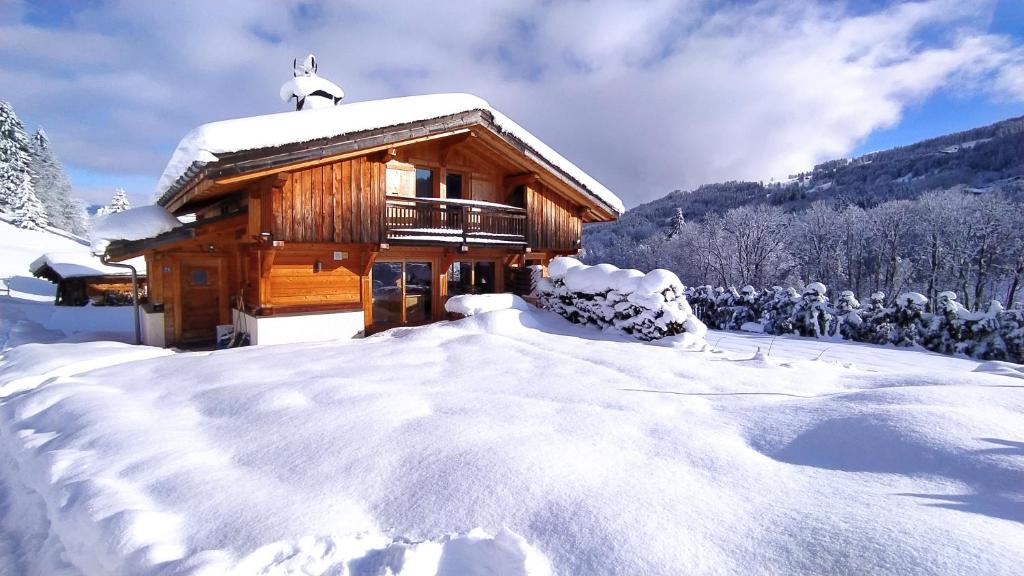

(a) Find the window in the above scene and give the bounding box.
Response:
[415,168,434,198]
[445,172,463,200]
[447,261,495,298]
[372,261,433,326]
[190,269,208,286]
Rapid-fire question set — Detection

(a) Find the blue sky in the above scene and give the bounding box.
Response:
[3,0,1023,208]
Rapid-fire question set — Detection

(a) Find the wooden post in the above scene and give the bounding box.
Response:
[360,250,379,329]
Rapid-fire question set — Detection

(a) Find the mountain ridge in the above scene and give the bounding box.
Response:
[585,114,1024,251]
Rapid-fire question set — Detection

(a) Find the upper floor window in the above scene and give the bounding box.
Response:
[415,168,434,198]
[445,173,463,200]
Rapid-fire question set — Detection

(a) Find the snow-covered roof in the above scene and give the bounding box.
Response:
[154,93,624,214]
[30,251,147,279]
[91,206,183,254]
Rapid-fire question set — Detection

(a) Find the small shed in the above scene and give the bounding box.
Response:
[30,252,148,306]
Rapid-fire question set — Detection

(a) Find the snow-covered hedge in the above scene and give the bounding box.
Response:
[537,257,707,343]
[687,283,1024,363]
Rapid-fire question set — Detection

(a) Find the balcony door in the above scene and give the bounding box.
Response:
[371,260,433,329]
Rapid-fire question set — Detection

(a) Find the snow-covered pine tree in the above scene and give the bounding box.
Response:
[28,128,75,230]
[62,196,90,236]
[666,208,686,239]
[13,185,48,230]
[0,100,35,213]
[98,187,131,216]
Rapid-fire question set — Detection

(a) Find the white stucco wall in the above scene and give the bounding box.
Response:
[231,309,364,346]
[140,309,165,347]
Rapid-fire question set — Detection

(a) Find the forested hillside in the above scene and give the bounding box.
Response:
[585,115,1024,310]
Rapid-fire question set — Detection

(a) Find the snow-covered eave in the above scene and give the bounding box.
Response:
[155,98,624,218]
[104,211,243,261]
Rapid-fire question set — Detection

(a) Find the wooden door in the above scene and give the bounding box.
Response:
[178,257,223,343]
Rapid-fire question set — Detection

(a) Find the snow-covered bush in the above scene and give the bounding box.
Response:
[672,278,1022,362]
[761,286,799,335]
[539,257,707,343]
[792,282,832,338]
[830,290,862,339]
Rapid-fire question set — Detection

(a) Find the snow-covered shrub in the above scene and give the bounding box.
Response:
[958,301,1008,361]
[926,291,971,355]
[761,286,799,335]
[1000,306,1024,363]
[682,280,1023,362]
[791,282,832,338]
[874,292,929,347]
[831,290,863,339]
[539,257,707,343]
[686,285,719,326]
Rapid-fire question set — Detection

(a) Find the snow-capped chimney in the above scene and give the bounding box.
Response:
[279,54,345,111]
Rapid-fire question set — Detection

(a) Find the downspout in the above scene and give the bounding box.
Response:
[100,254,142,345]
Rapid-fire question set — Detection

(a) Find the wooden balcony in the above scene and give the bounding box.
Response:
[385,197,527,246]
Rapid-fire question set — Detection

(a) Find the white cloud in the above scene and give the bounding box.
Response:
[1,0,1022,206]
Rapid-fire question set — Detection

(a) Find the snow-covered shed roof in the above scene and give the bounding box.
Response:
[90,206,183,255]
[154,93,624,215]
[30,251,147,280]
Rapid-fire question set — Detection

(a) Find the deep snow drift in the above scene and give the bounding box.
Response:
[0,301,1021,575]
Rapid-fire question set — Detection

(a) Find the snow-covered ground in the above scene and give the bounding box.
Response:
[0,218,136,349]
[0,294,1022,574]
[1,218,1022,575]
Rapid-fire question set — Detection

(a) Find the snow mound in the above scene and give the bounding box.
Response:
[154,94,624,214]
[445,293,530,316]
[90,206,182,254]
[972,361,1024,379]
[547,256,584,279]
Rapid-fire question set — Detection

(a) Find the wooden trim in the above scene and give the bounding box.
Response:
[255,302,363,316]
[211,129,472,189]
[503,172,538,190]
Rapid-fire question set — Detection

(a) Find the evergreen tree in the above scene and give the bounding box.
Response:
[28,128,75,230]
[14,186,48,230]
[0,100,35,213]
[98,187,131,216]
[62,196,90,236]
[666,208,686,239]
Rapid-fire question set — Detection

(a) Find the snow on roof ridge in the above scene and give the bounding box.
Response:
[154,93,624,214]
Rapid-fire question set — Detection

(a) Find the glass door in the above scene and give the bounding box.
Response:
[372,261,432,328]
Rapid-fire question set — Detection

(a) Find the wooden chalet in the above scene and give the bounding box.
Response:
[30,252,147,307]
[104,93,622,347]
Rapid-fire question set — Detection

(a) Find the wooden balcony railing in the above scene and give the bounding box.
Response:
[385,197,527,245]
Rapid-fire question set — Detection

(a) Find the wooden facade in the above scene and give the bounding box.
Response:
[113,120,617,347]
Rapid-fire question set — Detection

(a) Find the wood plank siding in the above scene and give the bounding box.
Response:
[269,157,386,244]
[265,248,363,309]
[526,183,582,252]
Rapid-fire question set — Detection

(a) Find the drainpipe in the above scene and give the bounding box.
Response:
[100,254,142,345]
